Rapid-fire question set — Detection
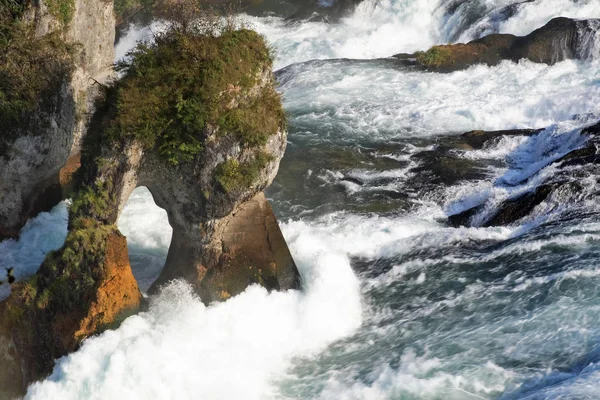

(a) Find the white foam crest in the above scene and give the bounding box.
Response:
[457,0,600,42]
[115,24,154,61]
[246,0,444,69]
[462,135,531,160]
[118,187,172,253]
[26,219,362,400]
[117,187,172,291]
[498,0,600,37]
[282,210,515,261]
[317,352,513,400]
[0,201,69,301]
[279,59,600,139]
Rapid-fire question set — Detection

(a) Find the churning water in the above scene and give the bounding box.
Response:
[3,0,600,398]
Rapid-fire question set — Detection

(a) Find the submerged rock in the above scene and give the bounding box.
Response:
[398,17,600,72]
[447,121,600,227]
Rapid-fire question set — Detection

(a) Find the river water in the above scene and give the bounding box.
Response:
[3,0,600,398]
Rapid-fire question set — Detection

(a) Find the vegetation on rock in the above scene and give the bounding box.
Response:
[46,0,76,26]
[415,47,453,68]
[106,4,284,165]
[215,152,274,192]
[0,0,74,155]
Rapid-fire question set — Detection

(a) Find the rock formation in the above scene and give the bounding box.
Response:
[0,7,300,393]
[0,0,115,240]
[395,17,600,72]
[443,122,600,227]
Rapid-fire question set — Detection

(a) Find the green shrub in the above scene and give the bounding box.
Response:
[107,25,284,165]
[415,46,452,68]
[0,4,74,156]
[215,152,273,192]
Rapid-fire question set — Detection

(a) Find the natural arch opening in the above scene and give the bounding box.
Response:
[118,186,173,292]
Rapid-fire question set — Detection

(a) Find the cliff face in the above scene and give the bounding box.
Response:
[0,0,114,239]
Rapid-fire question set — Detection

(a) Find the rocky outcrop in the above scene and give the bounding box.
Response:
[447,122,600,227]
[0,22,300,393]
[395,17,600,72]
[0,0,114,239]
[0,228,141,392]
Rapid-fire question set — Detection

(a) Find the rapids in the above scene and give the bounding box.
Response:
[2,0,600,398]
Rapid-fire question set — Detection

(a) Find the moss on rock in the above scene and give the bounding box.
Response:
[0,3,75,156]
[215,152,274,193]
[107,26,284,165]
[46,0,76,26]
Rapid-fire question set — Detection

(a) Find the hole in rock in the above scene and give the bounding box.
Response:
[118,186,172,292]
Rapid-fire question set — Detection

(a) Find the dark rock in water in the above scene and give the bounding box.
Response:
[555,144,598,168]
[409,148,488,186]
[484,184,553,227]
[399,17,600,72]
[462,128,543,149]
[448,204,484,227]
[582,121,600,137]
[511,17,582,64]
[445,121,600,228]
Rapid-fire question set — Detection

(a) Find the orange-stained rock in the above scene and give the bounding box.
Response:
[0,229,141,394]
[73,231,141,341]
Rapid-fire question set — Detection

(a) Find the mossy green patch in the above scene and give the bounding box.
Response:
[215,152,273,192]
[415,46,453,68]
[107,27,284,165]
[0,4,74,157]
[46,0,75,26]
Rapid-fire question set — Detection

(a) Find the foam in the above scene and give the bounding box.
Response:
[117,187,172,291]
[278,59,600,140]
[26,219,362,400]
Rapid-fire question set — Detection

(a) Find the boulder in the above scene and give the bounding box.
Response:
[400,17,600,72]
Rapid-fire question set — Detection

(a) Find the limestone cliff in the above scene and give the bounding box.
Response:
[0,0,115,239]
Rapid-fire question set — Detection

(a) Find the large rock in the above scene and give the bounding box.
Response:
[0,0,114,239]
[0,228,141,392]
[397,17,600,72]
[447,121,600,227]
[0,23,300,393]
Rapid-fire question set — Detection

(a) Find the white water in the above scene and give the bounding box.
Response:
[279,59,600,139]
[26,217,362,399]
[245,0,600,69]
[0,202,68,301]
[1,0,599,398]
